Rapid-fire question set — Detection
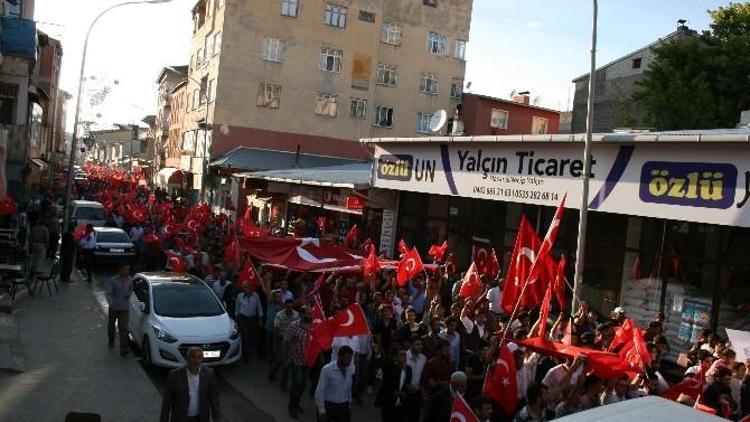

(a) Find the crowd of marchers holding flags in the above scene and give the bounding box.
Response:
[22,163,750,422]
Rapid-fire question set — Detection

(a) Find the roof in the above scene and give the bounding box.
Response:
[360,127,750,144]
[464,93,561,114]
[137,272,202,284]
[93,227,127,234]
[156,65,188,84]
[555,396,724,421]
[234,162,371,189]
[71,200,103,207]
[209,146,360,171]
[572,27,695,82]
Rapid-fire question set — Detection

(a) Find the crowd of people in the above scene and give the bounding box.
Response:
[25,170,750,422]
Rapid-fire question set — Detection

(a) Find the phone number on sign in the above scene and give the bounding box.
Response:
[472,186,561,202]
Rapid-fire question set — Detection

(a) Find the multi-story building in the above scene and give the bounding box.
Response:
[88,125,149,169]
[571,25,694,133]
[153,66,187,185]
[461,93,561,136]
[182,0,473,206]
[32,32,64,178]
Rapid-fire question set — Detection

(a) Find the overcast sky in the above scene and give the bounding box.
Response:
[34,0,727,131]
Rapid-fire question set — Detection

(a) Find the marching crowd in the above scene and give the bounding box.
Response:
[24,168,750,422]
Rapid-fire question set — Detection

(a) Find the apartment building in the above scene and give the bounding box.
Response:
[153,66,188,183]
[181,0,473,204]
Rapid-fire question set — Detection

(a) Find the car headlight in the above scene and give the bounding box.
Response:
[230,324,240,340]
[152,325,178,343]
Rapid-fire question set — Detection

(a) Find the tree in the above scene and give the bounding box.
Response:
[633,2,750,130]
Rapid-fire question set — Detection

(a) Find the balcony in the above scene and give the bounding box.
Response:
[1,17,37,60]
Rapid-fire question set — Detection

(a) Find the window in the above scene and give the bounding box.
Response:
[208,79,216,102]
[381,22,402,46]
[374,106,394,128]
[490,109,508,129]
[416,112,433,133]
[263,37,285,62]
[205,34,214,59]
[420,72,438,94]
[450,78,463,99]
[213,32,222,55]
[358,10,376,23]
[324,4,347,28]
[454,40,467,60]
[376,64,397,86]
[315,94,339,117]
[427,32,447,55]
[186,93,191,111]
[423,0,437,6]
[349,98,367,120]
[281,0,298,17]
[256,83,281,108]
[192,88,200,109]
[632,57,642,69]
[199,77,207,105]
[6,0,21,17]
[320,47,343,72]
[532,116,549,134]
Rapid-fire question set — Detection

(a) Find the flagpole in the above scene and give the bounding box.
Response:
[572,0,598,312]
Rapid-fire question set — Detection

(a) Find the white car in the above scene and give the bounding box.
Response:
[71,200,106,227]
[128,272,242,368]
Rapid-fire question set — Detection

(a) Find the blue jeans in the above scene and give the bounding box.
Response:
[288,364,307,409]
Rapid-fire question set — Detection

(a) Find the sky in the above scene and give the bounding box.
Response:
[34,0,730,131]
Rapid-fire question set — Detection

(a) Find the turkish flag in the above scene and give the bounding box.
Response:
[537,270,554,338]
[223,239,241,268]
[472,238,491,271]
[363,246,381,278]
[609,319,651,373]
[483,343,518,416]
[328,303,370,337]
[459,262,482,298]
[73,224,88,242]
[397,238,409,256]
[450,393,480,422]
[305,294,328,367]
[483,248,501,279]
[143,233,161,244]
[396,248,424,286]
[166,252,186,273]
[236,260,260,292]
[661,378,702,401]
[428,241,448,263]
[345,224,359,248]
[500,216,542,314]
[554,256,567,311]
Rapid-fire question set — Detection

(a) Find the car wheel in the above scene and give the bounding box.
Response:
[142,337,153,368]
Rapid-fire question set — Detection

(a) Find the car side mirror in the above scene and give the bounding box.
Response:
[136,301,146,313]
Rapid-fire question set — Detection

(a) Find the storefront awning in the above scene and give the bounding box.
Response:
[210,146,360,171]
[235,162,371,189]
[157,167,184,187]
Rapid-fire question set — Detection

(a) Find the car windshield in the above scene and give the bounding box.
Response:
[75,207,104,221]
[152,282,224,318]
[96,231,131,243]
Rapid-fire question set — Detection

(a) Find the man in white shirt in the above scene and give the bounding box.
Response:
[486,278,503,316]
[160,346,221,422]
[405,338,427,422]
[78,225,96,282]
[235,286,263,363]
[279,279,294,303]
[315,345,355,422]
[438,317,462,370]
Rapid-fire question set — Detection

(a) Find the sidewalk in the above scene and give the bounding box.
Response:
[220,357,380,422]
[0,272,162,422]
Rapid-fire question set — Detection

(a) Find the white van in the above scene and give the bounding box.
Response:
[71,200,106,227]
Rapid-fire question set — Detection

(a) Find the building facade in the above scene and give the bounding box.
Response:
[461,93,561,136]
[571,26,694,133]
[153,66,188,184]
[181,0,473,205]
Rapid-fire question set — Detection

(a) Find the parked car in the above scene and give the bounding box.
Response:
[71,200,106,227]
[92,227,135,264]
[128,272,241,368]
[555,396,724,421]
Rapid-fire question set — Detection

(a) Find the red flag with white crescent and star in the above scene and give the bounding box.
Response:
[450,393,480,422]
[459,261,482,298]
[396,248,424,287]
[428,240,448,263]
[327,303,370,337]
[500,216,542,314]
[166,252,186,273]
[482,342,517,416]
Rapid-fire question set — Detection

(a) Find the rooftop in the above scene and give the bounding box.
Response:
[464,93,562,114]
[234,162,371,189]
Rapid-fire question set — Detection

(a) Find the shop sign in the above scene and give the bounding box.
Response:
[380,208,395,258]
[372,143,750,227]
[346,195,366,210]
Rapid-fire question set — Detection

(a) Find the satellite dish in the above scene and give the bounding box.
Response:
[509,89,518,99]
[429,110,448,133]
[532,96,544,106]
[465,81,472,90]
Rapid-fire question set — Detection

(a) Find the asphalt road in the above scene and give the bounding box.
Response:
[91,267,272,422]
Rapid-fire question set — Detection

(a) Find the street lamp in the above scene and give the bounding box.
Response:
[165,66,211,203]
[571,0,598,311]
[62,0,173,230]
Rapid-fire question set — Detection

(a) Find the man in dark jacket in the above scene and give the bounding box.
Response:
[375,348,419,422]
[702,366,736,419]
[160,346,222,422]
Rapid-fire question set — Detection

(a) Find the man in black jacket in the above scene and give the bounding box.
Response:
[375,348,419,422]
[160,347,222,422]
